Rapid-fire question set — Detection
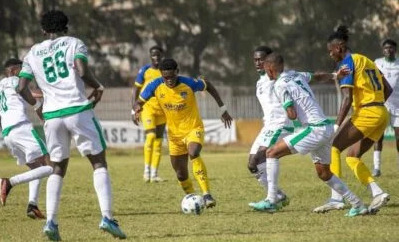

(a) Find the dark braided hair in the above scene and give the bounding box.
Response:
[41,10,68,33]
[328,25,349,43]
[149,46,164,53]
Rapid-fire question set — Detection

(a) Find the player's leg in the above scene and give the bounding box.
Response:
[251,139,292,212]
[372,135,384,177]
[150,120,166,182]
[346,139,390,214]
[141,109,156,182]
[314,162,367,217]
[392,114,399,168]
[70,110,125,239]
[310,137,367,216]
[188,142,216,208]
[170,154,194,193]
[248,129,267,190]
[0,124,52,207]
[42,117,70,241]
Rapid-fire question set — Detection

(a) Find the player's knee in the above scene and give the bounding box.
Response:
[248,156,259,173]
[315,164,331,181]
[265,148,277,158]
[145,132,156,145]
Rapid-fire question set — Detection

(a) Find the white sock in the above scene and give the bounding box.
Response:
[255,162,268,193]
[368,182,384,197]
[46,174,63,224]
[331,188,343,201]
[144,164,150,177]
[93,167,113,220]
[9,166,53,186]
[150,168,158,178]
[373,151,381,170]
[28,179,41,205]
[266,158,279,204]
[326,175,362,208]
[277,189,286,200]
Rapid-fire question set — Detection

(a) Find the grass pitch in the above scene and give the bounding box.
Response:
[0,142,398,241]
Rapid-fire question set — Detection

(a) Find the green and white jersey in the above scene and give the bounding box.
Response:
[20,36,92,120]
[0,76,30,135]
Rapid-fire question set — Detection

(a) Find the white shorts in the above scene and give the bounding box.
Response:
[4,122,47,165]
[283,124,333,164]
[44,109,106,162]
[389,113,399,127]
[250,126,294,154]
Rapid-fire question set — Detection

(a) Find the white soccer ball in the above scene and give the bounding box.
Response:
[181,194,205,215]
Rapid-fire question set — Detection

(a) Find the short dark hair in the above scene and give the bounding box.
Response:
[382,39,397,48]
[328,25,349,43]
[160,58,178,71]
[254,46,273,55]
[4,58,22,68]
[265,52,284,66]
[41,10,69,33]
[149,45,164,53]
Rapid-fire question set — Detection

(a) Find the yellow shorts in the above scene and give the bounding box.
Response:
[168,127,204,156]
[141,102,166,131]
[351,106,389,142]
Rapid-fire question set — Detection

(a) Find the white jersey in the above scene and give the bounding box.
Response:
[274,71,327,126]
[256,74,293,129]
[375,57,399,115]
[20,36,92,120]
[0,76,30,134]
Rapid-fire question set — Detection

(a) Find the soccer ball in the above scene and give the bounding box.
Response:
[181,194,205,215]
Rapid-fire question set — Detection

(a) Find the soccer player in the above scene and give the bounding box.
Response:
[313,26,392,214]
[131,46,166,183]
[247,46,292,210]
[261,53,368,217]
[133,58,232,208]
[17,10,126,240]
[0,58,52,219]
[372,39,399,177]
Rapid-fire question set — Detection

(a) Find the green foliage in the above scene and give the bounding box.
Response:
[0,0,397,86]
[0,144,399,241]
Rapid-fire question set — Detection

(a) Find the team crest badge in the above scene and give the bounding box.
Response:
[160,93,165,98]
[180,92,187,99]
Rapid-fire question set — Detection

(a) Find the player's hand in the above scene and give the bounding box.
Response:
[221,111,233,128]
[133,112,141,126]
[336,66,351,80]
[88,85,104,108]
[132,104,143,126]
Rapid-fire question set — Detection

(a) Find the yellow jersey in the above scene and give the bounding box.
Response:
[135,64,162,112]
[338,53,385,110]
[139,76,207,138]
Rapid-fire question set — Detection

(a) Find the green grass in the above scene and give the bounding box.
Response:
[0,142,399,241]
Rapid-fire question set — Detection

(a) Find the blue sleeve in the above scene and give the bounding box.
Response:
[338,55,355,88]
[139,78,162,101]
[135,64,151,87]
[179,76,206,92]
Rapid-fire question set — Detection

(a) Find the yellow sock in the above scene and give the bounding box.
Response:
[150,138,162,177]
[144,133,156,173]
[179,178,195,194]
[346,157,374,186]
[192,156,210,194]
[330,146,342,178]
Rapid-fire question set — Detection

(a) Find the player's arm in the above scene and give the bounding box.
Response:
[312,67,351,83]
[131,83,143,123]
[381,75,392,101]
[204,80,233,128]
[336,87,352,127]
[18,77,44,120]
[74,58,104,107]
[132,80,157,125]
[277,87,297,120]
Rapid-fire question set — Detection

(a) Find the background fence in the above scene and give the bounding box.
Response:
[27,84,339,124]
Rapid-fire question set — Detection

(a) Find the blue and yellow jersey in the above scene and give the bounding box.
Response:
[135,64,162,111]
[338,53,385,110]
[139,76,207,138]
